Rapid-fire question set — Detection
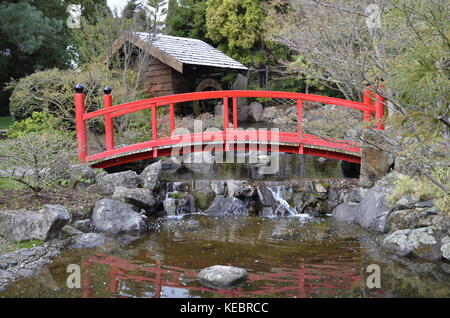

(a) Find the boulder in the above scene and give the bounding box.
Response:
[182,152,215,174]
[237,105,249,122]
[139,161,162,192]
[68,164,98,189]
[205,195,248,216]
[197,265,247,289]
[355,184,391,233]
[382,227,448,260]
[261,106,281,121]
[73,219,91,233]
[160,157,182,172]
[284,106,297,121]
[248,102,263,122]
[69,233,109,249]
[214,102,224,116]
[441,238,450,261]
[96,170,140,195]
[91,199,145,235]
[395,195,419,209]
[192,188,215,212]
[257,155,271,166]
[332,202,359,223]
[359,130,395,188]
[163,192,196,216]
[112,186,156,209]
[211,181,226,195]
[226,180,254,198]
[386,208,437,232]
[0,205,70,242]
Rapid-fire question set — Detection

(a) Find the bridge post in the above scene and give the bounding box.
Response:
[363,87,373,123]
[374,90,385,130]
[223,97,229,151]
[151,103,158,157]
[74,84,88,162]
[103,86,114,151]
[296,99,304,154]
[232,97,238,130]
[169,103,175,134]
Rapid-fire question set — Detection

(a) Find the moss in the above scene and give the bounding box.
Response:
[15,240,43,249]
[169,191,182,199]
[193,190,215,211]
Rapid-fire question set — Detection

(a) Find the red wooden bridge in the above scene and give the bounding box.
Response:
[74,85,384,169]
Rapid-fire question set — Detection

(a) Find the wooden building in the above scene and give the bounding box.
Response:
[111,32,248,105]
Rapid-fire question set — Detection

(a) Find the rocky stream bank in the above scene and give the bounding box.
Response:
[0,157,449,290]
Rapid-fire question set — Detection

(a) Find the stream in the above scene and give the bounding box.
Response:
[1,155,449,298]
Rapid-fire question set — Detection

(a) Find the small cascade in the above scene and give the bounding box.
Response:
[267,186,298,216]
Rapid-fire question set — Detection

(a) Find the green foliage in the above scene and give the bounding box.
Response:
[0,132,76,194]
[122,0,143,19]
[15,240,43,249]
[0,117,13,130]
[7,64,142,122]
[205,0,289,67]
[0,177,24,191]
[166,0,209,42]
[7,111,72,139]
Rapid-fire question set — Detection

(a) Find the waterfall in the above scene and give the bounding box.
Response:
[267,186,311,218]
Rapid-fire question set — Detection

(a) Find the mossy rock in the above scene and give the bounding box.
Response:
[193,190,216,211]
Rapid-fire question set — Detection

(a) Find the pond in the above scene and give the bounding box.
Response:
[2,215,449,298]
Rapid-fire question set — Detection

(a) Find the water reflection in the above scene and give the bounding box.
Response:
[160,154,342,181]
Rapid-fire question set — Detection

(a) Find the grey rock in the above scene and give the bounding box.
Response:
[386,209,436,232]
[415,200,434,208]
[73,219,91,233]
[441,242,450,261]
[261,106,281,121]
[205,195,248,216]
[91,199,145,235]
[211,181,226,195]
[332,202,359,223]
[112,186,156,209]
[69,233,109,249]
[356,186,391,232]
[68,164,98,189]
[395,195,418,209]
[0,205,70,242]
[359,130,395,188]
[139,161,162,191]
[237,105,249,121]
[61,225,83,237]
[183,152,215,174]
[160,157,182,172]
[197,265,247,289]
[382,227,446,260]
[248,102,263,122]
[164,192,196,216]
[96,170,140,195]
[227,180,254,198]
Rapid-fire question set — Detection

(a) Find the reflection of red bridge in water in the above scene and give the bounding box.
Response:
[81,253,369,298]
[74,87,385,169]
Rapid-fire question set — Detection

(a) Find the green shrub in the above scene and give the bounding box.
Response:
[7,111,72,138]
[7,64,145,122]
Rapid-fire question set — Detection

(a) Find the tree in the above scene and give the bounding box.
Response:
[0,132,75,194]
[0,0,110,116]
[165,0,209,42]
[122,0,142,19]
[267,0,449,192]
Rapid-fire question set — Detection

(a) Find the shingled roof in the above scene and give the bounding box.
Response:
[111,32,248,73]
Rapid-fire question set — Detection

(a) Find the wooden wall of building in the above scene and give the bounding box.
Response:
[142,57,174,97]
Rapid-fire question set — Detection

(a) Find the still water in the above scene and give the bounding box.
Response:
[2,215,450,298]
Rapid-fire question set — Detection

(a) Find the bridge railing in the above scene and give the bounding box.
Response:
[74,85,384,164]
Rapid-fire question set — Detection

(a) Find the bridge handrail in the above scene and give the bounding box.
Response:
[82,90,375,120]
[73,86,385,164]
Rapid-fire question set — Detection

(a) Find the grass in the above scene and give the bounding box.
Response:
[0,116,13,130]
[0,177,24,190]
[15,239,43,249]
